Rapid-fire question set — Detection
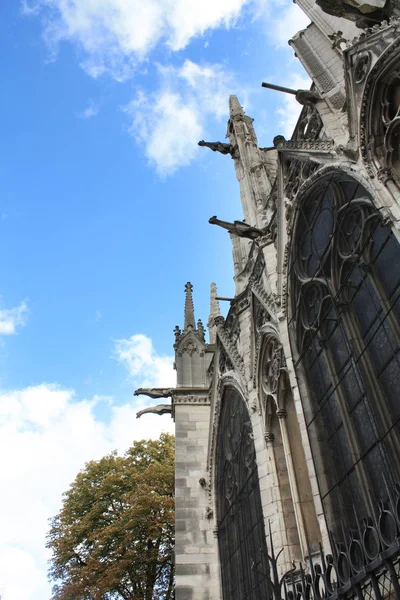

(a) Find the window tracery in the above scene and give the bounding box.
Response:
[364,47,400,184]
[216,388,270,600]
[289,172,400,530]
[259,335,320,559]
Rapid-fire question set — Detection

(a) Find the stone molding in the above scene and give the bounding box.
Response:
[174,395,210,405]
[346,16,400,50]
[360,33,400,179]
[274,138,335,153]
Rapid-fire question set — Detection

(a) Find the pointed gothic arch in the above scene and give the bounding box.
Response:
[288,170,400,531]
[215,387,270,600]
[258,331,320,560]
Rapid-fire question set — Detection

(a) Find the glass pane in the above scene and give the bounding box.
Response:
[216,388,270,600]
[290,172,400,529]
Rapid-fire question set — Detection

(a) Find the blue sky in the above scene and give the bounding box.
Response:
[0,1,309,597]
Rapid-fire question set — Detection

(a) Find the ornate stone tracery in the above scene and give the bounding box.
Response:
[362,36,400,184]
[216,388,271,600]
[289,170,400,531]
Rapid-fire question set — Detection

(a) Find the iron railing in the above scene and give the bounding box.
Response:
[263,482,400,600]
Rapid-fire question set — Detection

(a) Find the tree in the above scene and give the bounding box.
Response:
[47,434,175,600]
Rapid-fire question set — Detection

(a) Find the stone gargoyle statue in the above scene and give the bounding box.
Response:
[134,388,174,419]
[136,404,172,419]
[209,216,267,240]
[198,140,238,158]
[134,388,174,399]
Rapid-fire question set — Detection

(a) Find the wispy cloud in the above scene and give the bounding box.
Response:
[0,300,28,335]
[270,2,310,47]
[78,99,100,119]
[114,333,176,387]
[22,0,263,80]
[124,59,248,175]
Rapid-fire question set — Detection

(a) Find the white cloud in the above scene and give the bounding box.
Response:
[125,59,246,175]
[270,2,310,47]
[114,333,176,387]
[23,0,261,80]
[78,99,100,119]
[276,72,311,138]
[0,300,28,335]
[0,334,175,600]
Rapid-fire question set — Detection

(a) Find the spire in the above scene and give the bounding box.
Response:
[229,95,244,119]
[208,282,220,344]
[209,283,220,320]
[184,282,195,331]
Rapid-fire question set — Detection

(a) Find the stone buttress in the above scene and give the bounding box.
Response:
[173,283,220,600]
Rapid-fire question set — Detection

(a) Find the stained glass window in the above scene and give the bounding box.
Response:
[289,172,400,530]
[216,387,270,600]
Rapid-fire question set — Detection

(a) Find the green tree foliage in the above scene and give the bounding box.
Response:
[47,434,175,600]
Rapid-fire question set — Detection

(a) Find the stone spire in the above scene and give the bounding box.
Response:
[226,96,274,229]
[229,95,245,119]
[184,282,195,332]
[208,283,221,344]
[174,282,208,388]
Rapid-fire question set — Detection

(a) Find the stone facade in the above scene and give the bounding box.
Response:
[141,1,400,599]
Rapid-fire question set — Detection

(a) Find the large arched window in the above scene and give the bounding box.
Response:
[216,387,270,600]
[288,172,400,531]
[364,49,400,185]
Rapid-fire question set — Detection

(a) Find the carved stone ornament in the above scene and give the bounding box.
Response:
[198,140,239,158]
[292,104,323,141]
[180,340,199,356]
[328,30,348,49]
[225,313,240,345]
[216,323,245,377]
[284,159,322,208]
[354,51,372,83]
[316,0,391,28]
[134,387,174,399]
[136,404,172,418]
[255,299,269,333]
[174,395,210,405]
[261,337,284,396]
[219,346,234,375]
[274,137,334,153]
[209,216,268,240]
[360,32,400,180]
[248,252,265,286]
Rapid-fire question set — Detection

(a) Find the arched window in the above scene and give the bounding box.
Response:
[216,387,270,600]
[288,172,400,531]
[365,50,400,184]
[259,334,320,559]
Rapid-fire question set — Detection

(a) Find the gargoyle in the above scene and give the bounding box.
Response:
[209,216,266,240]
[136,404,172,419]
[316,0,389,26]
[134,388,174,399]
[295,89,320,107]
[198,140,238,158]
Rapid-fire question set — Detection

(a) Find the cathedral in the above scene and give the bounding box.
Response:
[136,0,400,598]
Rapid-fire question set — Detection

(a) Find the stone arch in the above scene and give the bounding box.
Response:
[362,39,400,185]
[215,386,270,600]
[258,332,320,560]
[288,169,400,532]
